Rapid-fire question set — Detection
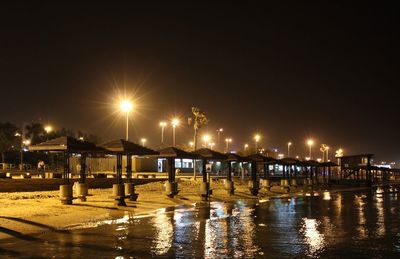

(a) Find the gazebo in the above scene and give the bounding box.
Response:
[99,139,159,206]
[193,148,228,200]
[246,153,276,195]
[158,147,199,198]
[29,136,105,204]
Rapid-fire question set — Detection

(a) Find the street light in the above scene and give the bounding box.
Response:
[326,146,330,161]
[120,100,133,141]
[44,125,53,134]
[307,139,314,159]
[202,134,211,147]
[217,128,223,150]
[159,121,167,144]
[189,141,194,150]
[208,142,215,150]
[20,139,31,171]
[225,138,232,152]
[171,118,179,146]
[287,142,292,157]
[141,138,147,146]
[244,143,249,151]
[254,134,260,153]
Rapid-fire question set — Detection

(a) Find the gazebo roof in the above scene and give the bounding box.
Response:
[277,157,302,165]
[247,154,277,164]
[158,147,199,159]
[29,136,104,153]
[226,153,248,162]
[193,148,228,160]
[320,161,339,167]
[99,139,159,156]
[301,159,320,167]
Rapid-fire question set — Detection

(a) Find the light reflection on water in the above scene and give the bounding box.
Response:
[1,187,400,258]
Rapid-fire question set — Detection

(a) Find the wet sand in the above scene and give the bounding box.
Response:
[0,178,368,241]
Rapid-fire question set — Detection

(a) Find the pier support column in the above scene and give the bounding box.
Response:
[201,159,211,200]
[224,161,234,195]
[280,179,290,193]
[166,157,179,198]
[76,183,88,201]
[113,184,126,206]
[260,178,271,191]
[60,184,73,205]
[248,161,259,196]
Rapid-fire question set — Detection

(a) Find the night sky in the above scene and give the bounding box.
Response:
[0,2,399,162]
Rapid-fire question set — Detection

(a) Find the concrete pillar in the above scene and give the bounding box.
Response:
[113,184,126,206]
[165,182,179,198]
[60,184,73,205]
[224,179,234,195]
[260,178,271,190]
[290,179,297,187]
[124,182,138,201]
[201,182,211,201]
[248,180,259,196]
[76,183,88,201]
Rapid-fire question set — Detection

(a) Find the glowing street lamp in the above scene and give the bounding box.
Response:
[326,146,330,161]
[141,138,147,146]
[120,100,133,140]
[202,134,211,147]
[159,121,167,144]
[254,134,260,153]
[217,128,223,150]
[171,118,179,146]
[307,139,314,159]
[244,143,249,151]
[208,142,215,150]
[287,142,292,157]
[189,141,194,150]
[225,138,232,152]
[44,125,53,134]
[20,139,31,171]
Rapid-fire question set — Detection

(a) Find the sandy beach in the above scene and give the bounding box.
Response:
[0,178,366,241]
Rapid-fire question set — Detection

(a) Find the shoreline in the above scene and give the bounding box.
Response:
[0,179,377,241]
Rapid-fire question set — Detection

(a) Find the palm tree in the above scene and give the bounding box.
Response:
[188,107,209,180]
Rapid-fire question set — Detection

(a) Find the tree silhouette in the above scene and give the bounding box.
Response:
[188,107,209,179]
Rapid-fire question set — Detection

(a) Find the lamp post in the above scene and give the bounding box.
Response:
[287,142,292,157]
[120,101,133,141]
[159,122,167,144]
[20,139,31,171]
[189,141,194,151]
[217,128,223,150]
[44,125,53,141]
[326,146,330,161]
[254,134,260,153]
[307,139,314,159]
[203,134,210,148]
[171,119,179,146]
[208,142,215,150]
[141,138,147,147]
[244,143,249,152]
[225,138,232,152]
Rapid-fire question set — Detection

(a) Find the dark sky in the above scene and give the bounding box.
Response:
[0,2,399,162]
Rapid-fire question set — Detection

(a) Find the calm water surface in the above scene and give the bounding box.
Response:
[1,187,400,258]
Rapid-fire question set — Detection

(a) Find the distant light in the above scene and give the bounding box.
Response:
[203,134,211,142]
[225,138,232,143]
[288,142,292,146]
[219,128,223,132]
[171,118,180,127]
[307,139,314,146]
[278,154,284,159]
[44,125,53,133]
[189,141,194,147]
[141,138,147,146]
[305,157,310,161]
[120,100,133,113]
[159,121,167,127]
[317,158,322,162]
[78,137,84,141]
[23,140,31,146]
[254,134,260,142]
[296,156,299,159]
[15,132,21,137]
